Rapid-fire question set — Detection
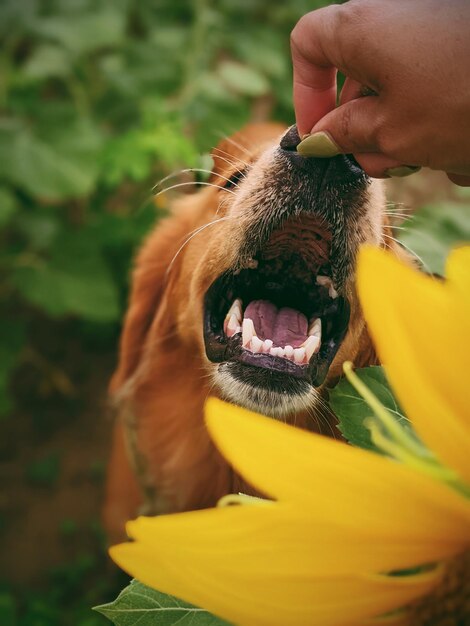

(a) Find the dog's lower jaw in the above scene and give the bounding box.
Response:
[213,363,324,420]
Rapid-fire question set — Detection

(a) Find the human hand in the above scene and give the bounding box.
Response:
[291,0,470,185]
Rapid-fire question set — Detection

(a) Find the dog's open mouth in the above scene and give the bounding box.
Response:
[203,215,350,388]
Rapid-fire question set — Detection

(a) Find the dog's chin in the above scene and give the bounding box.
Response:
[213,362,319,417]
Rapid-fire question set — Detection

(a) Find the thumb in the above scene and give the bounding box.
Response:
[304,96,383,156]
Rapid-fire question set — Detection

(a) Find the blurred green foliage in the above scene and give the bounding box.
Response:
[0,0,333,417]
[397,197,470,275]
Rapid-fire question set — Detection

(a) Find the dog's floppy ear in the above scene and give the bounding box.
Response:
[105,187,233,538]
[105,201,206,542]
[110,207,197,394]
[211,122,285,179]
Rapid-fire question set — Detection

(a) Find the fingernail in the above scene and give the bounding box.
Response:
[385,165,421,178]
[296,131,341,158]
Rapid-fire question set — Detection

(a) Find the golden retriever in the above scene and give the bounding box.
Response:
[103,123,410,541]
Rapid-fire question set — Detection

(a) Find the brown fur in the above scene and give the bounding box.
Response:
[103,123,411,542]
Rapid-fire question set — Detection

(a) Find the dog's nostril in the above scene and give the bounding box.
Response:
[324,154,367,183]
[279,124,330,175]
[280,125,301,151]
[280,124,367,183]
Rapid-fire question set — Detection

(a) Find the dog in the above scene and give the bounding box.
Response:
[103,123,411,542]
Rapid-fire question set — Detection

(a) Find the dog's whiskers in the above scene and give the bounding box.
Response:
[204,379,218,404]
[384,210,414,218]
[153,168,241,193]
[391,224,421,232]
[216,193,234,216]
[306,406,322,434]
[215,133,253,157]
[384,214,415,225]
[154,181,237,199]
[142,330,179,352]
[313,396,338,439]
[382,233,430,273]
[212,147,251,170]
[165,216,233,279]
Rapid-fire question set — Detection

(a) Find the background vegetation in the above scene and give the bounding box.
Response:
[0,1,468,625]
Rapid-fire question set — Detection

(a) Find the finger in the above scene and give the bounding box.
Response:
[447,173,470,187]
[291,6,348,136]
[291,5,375,136]
[338,82,390,176]
[293,67,337,139]
[297,96,383,155]
[352,153,403,179]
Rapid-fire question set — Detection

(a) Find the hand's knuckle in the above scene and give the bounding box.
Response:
[334,1,365,31]
[290,11,317,58]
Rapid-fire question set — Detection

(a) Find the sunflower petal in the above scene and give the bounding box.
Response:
[111,512,442,626]
[357,246,470,483]
[445,245,470,311]
[205,398,470,567]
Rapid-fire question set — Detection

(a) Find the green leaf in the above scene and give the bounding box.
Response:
[94,580,231,626]
[217,61,270,97]
[21,44,72,81]
[397,201,470,275]
[15,212,59,250]
[230,33,288,79]
[329,366,406,453]
[12,232,120,321]
[31,9,126,56]
[0,187,17,227]
[0,0,38,38]
[1,121,103,200]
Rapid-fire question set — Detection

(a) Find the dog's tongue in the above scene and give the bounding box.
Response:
[244,300,307,348]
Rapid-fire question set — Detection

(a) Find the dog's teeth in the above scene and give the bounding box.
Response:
[308,318,322,338]
[226,298,243,324]
[316,275,338,298]
[294,347,306,364]
[284,345,294,358]
[242,318,256,347]
[251,336,263,353]
[263,339,273,353]
[226,314,241,337]
[270,346,284,358]
[316,275,330,287]
[224,299,243,336]
[245,258,258,270]
[302,335,320,361]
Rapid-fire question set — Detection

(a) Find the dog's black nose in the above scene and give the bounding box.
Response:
[279,124,303,151]
[279,125,366,185]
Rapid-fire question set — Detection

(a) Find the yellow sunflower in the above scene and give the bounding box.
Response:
[110,246,470,626]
